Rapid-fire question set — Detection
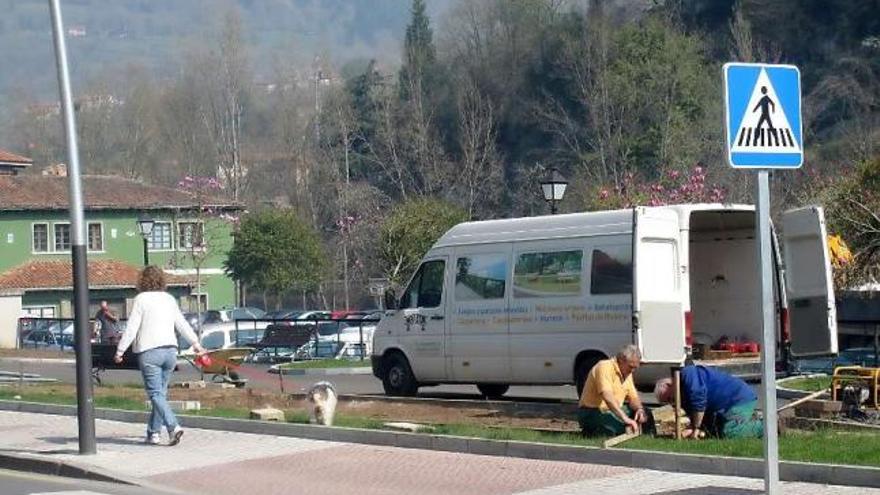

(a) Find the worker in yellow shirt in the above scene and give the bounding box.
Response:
[578,344,649,436]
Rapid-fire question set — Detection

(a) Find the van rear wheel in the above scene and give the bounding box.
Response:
[575,355,602,398]
[477,384,509,399]
[382,353,419,397]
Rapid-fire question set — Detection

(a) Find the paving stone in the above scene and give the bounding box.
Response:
[249,407,285,422]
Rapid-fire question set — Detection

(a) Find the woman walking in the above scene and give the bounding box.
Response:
[115,266,205,446]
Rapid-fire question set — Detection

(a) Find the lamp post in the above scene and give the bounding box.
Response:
[540,166,568,214]
[136,212,154,266]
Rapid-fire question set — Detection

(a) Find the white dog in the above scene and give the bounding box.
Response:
[307,381,338,426]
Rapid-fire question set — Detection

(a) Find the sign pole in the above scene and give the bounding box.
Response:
[48,0,96,455]
[756,170,779,494]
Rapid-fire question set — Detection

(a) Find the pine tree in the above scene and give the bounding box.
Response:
[398,0,436,101]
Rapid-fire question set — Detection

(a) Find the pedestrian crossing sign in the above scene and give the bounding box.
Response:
[724,63,802,168]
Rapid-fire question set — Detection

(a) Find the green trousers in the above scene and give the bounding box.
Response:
[578,404,634,437]
[719,400,764,439]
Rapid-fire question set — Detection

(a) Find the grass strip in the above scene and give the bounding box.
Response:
[3,387,878,467]
[278,359,371,369]
[783,376,832,392]
[627,429,880,467]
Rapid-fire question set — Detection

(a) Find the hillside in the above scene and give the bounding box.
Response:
[0,0,454,103]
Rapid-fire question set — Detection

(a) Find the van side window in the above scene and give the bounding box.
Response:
[590,246,633,294]
[514,250,583,298]
[403,260,446,309]
[455,254,507,301]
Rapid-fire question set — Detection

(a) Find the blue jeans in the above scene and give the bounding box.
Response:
[139,346,179,435]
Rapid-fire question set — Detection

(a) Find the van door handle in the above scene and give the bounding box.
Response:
[430,315,444,321]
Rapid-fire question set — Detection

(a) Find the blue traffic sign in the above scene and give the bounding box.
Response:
[724,63,802,169]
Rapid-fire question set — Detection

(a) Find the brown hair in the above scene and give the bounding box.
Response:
[137,265,167,292]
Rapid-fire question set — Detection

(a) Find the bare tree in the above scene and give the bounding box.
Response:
[197,11,249,201]
[455,77,503,218]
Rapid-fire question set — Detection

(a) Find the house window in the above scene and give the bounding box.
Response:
[54,223,71,251]
[178,221,204,250]
[147,222,172,250]
[32,224,49,253]
[88,223,103,251]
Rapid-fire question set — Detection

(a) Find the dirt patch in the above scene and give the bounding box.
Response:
[11,383,580,431]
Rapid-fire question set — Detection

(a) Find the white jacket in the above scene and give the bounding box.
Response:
[115,291,200,355]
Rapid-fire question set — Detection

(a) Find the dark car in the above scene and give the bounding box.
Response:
[791,347,880,374]
[265,309,301,321]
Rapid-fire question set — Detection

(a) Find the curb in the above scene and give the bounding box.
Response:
[268,365,373,376]
[0,451,142,487]
[1,400,879,488]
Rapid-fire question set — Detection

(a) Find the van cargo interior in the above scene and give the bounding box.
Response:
[688,210,764,358]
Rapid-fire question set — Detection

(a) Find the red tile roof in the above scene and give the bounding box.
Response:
[0,149,32,164]
[0,175,238,211]
[0,259,191,291]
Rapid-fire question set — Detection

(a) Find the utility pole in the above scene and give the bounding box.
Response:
[48,0,95,455]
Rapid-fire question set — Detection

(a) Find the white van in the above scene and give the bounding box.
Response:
[371,203,838,397]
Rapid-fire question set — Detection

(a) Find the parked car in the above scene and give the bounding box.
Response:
[201,307,267,325]
[296,310,331,321]
[178,321,267,356]
[264,309,301,321]
[791,347,880,374]
[21,320,74,349]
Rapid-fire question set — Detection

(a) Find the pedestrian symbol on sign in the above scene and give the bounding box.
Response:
[724,63,802,168]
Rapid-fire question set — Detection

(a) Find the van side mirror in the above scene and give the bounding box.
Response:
[384,288,398,311]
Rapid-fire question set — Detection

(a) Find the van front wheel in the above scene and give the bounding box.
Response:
[382,354,419,397]
[477,384,509,399]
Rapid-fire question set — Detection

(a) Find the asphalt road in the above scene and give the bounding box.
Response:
[0,469,169,495]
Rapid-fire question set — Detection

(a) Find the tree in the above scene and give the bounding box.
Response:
[398,0,436,102]
[379,198,468,285]
[823,156,880,286]
[585,166,726,210]
[454,76,503,218]
[224,209,328,307]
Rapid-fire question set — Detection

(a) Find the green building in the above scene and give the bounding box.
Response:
[0,153,240,321]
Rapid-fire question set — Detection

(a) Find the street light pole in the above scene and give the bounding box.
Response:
[136,212,154,267]
[48,0,95,455]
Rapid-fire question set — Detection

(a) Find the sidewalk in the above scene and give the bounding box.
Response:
[0,410,875,495]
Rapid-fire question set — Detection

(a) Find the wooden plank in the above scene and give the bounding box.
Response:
[777,388,829,413]
[603,431,640,448]
[674,368,682,440]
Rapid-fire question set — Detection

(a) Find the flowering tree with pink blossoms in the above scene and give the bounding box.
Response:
[175,175,241,328]
[587,166,727,210]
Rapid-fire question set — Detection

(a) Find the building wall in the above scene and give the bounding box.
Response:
[0,291,23,348]
[0,209,236,309]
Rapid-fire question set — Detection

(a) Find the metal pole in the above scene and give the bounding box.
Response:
[756,170,779,494]
[48,0,95,455]
[550,201,558,215]
[142,238,149,266]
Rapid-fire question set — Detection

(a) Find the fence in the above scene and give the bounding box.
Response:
[17,316,127,351]
[232,316,380,362]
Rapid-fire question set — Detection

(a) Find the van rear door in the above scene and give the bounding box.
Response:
[781,206,838,357]
[633,207,686,363]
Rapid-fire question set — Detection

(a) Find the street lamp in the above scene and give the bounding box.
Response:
[136,212,154,266]
[540,166,568,214]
